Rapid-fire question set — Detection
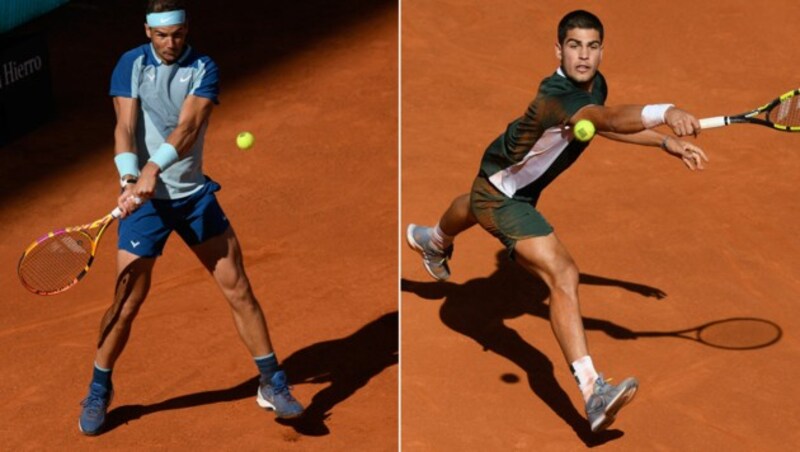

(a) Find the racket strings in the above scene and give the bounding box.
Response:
[770,95,800,127]
[19,231,94,293]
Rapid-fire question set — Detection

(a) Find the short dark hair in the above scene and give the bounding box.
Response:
[557,10,603,44]
[146,0,186,14]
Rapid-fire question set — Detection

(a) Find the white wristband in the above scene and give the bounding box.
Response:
[148,143,180,170]
[641,104,674,128]
[114,152,140,178]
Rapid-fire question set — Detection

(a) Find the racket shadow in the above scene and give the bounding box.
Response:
[103,312,398,435]
[634,317,783,350]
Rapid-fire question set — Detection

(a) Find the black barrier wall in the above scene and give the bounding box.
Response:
[0,33,54,146]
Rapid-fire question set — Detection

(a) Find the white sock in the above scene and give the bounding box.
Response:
[571,355,599,402]
[430,223,453,250]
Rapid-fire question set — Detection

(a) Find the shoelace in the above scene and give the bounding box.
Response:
[423,244,452,261]
[273,384,298,402]
[593,376,614,395]
[81,393,107,414]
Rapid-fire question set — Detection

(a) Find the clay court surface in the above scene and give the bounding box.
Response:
[403,1,800,450]
[1,1,396,450]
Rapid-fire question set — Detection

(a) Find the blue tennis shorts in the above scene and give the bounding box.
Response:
[118,179,230,257]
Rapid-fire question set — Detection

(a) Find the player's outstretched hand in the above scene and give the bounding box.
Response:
[662,136,709,171]
[665,107,701,137]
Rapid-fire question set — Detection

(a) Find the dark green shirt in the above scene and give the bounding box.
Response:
[480,68,607,202]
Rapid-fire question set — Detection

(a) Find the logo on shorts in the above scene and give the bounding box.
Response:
[130,240,141,248]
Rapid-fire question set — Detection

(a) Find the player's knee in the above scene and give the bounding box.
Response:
[226,274,250,294]
[221,277,257,310]
[451,194,470,211]
[551,261,579,297]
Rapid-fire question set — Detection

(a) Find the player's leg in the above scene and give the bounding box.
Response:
[191,226,304,419]
[439,193,479,236]
[182,180,303,419]
[471,184,637,433]
[191,226,274,356]
[407,193,478,281]
[513,234,637,433]
[80,252,156,435]
[95,251,157,368]
[79,201,167,436]
[473,188,591,362]
[513,235,587,362]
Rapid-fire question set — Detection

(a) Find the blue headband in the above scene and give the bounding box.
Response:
[146,10,186,27]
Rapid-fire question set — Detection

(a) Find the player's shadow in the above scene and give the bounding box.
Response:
[277,311,398,436]
[401,251,667,447]
[103,311,397,436]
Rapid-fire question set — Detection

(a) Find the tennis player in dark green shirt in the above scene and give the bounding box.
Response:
[407,10,709,433]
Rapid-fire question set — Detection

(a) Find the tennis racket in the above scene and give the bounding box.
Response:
[699,88,800,132]
[18,205,126,295]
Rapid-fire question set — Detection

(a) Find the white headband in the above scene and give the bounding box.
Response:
[146,10,186,27]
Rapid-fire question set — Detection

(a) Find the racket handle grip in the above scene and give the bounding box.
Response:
[699,116,728,129]
[111,196,143,219]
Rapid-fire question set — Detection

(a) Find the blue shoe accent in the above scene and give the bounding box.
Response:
[79,383,113,436]
[256,370,304,419]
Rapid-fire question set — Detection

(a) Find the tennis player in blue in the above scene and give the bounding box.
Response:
[78,0,303,436]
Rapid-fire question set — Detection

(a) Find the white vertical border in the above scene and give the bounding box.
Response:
[396,0,403,450]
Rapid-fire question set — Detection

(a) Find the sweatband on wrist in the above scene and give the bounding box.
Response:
[641,104,674,128]
[146,10,186,27]
[114,152,140,178]
[148,143,180,170]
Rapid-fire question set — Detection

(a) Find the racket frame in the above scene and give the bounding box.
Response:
[17,209,121,295]
[699,88,800,132]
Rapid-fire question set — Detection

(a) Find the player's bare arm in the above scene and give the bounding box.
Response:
[133,95,215,200]
[573,104,701,137]
[599,129,709,170]
[113,96,140,217]
[168,94,215,154]
[113,97,139,158]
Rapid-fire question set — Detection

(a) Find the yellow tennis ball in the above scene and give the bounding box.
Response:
[573,119,596,142]
[236,131,255,150]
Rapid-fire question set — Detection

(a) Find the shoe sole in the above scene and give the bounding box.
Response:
[405,224,448,281]
[256,389,304,419]
[590,379,638,433]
